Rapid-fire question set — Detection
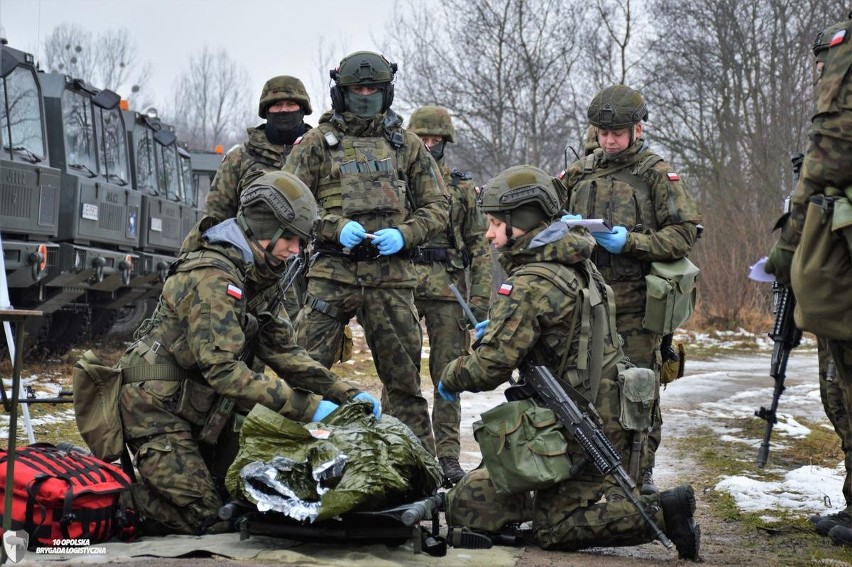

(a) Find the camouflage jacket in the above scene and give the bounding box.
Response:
[440,223,622,406]
[563,141,702,314]
[414,161,491,305]
[284,110,449,288]
[203,124,309,222]
[121,217,359,424]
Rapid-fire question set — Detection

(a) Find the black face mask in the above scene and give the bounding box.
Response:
[428,140,446,162]
[265,110,305,145]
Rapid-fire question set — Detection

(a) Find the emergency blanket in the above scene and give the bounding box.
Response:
[226,402,442,523]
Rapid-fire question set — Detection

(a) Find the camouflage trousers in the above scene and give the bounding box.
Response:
[414,297,470,459]
[617,311,662,473]
[119,382,229,535]
[295,278,436,454]
[826,337,852,512]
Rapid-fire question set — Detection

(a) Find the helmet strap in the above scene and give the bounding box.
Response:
[504,212,515,246]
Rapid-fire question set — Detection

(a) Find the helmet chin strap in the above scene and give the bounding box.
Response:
[504,212,515,246]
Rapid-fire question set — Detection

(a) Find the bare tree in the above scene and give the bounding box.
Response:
[166,46,254,152]
[387,0,592,180]
[309,36,351,117]
[639,0,846,325]
[42,23,150,107]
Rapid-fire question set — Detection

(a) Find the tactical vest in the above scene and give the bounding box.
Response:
[514,260,621,405]
[569,150,663,282]
[316,125,410,234]
[416,168,472,269]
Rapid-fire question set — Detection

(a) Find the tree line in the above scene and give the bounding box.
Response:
[32,0,848,328]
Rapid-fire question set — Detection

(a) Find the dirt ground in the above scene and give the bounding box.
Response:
[2,327,849,566]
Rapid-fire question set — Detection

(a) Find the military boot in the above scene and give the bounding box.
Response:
[829,524,852,546]
[660,484,700,560]
[640,469,659,495]
[813,511,852,536]
[440,457,466,485]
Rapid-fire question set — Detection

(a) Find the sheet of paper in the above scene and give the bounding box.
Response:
[563,218,612,233]
[748,256,776,283]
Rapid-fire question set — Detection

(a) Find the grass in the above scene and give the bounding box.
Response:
[675,415,852,564]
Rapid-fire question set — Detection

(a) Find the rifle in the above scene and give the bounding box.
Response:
[754,153,805,468]
[519,363,673,550]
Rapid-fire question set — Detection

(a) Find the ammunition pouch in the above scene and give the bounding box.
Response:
[175,380,217,427]
[791,193,852,340]
[473,398,577,494]
[616,364,657,432]
[642,257,700,335]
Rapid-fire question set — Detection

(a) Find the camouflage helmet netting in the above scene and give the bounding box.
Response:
[586,85,648,129]
[409,105,456,143]
[238,171,318,241]
[258,75,313,118]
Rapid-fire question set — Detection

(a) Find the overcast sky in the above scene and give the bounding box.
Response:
[0,0,398,132]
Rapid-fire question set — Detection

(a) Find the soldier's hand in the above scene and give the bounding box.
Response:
[561,213,583,223]
[340,221,367,248]
[593,225,628,254]
[765,243,794,287]
[311,400,339,422]
[474,319,490,341]
[372,228,405,255]
[437,381,458,402]
[353,392,382,419]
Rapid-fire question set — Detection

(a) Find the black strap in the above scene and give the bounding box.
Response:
[305,295,353,324]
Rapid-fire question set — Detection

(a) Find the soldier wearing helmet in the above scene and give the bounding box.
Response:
[764,14,852,545]
[283,51,449,454]
[200,75,314,320]
[562,85,702,495]
[118,172,380,536]
[407,106,492,484]
[436,165,699,559]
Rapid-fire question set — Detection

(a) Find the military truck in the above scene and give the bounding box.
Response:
[1,41,204,356]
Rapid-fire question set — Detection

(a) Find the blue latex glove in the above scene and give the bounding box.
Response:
[339,221,367,248]
[593,225,628,254]
[372,228,405,255]
[353,392,382,419]
[311,400,339,422]
[474,319,490,341]
[561,213,583,223]
[437,381,458,402]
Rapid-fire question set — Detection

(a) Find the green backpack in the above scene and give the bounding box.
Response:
[642,257,700,335]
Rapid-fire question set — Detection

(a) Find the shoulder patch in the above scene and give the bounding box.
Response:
[226,283,243,300]
[831,29,847,47]
[667,172,680,182]
[498,282,514,296]
[293,135,303,145]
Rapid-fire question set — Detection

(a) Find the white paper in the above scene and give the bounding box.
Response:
[748,256,776,283]
[563,218,612,233]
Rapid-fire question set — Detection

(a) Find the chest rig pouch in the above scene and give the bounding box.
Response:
[329,136,409,233]
[570,153,661,282]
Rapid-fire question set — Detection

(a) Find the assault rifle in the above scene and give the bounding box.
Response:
[754,152,805,468]
[519,363,673,550]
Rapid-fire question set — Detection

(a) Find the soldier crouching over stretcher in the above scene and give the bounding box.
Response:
[116,171,380,536]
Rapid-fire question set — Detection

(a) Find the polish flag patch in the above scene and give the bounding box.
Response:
[667,172,680,182]
[293,136,304,145]
[226,284,243,300]
[558,169,566,180]
[498,282,514,296]
[831,29,847,47]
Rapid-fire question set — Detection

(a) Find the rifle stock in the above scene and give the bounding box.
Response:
[520,363,673,550]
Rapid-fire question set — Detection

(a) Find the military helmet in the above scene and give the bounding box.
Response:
[330,51,397,113]
[586,85,648,129]
[237,171,318,242]
[409,105,456,143]
[813,20,849,64]
[258,75,313,119]
[479,165,563,231]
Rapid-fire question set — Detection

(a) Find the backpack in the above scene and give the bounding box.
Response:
[0,444,132,546]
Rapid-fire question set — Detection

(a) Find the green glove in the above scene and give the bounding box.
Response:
[765,243,794,286]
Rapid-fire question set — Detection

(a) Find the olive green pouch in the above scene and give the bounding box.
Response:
[642,257,700,335]
[616,365,657,432]
[72,350,125,462]
[473,398,574,494]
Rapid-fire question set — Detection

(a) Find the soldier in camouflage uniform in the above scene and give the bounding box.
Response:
[766,15,852,543]
[202,75,313,320]
[284,52,449,453]
[562,86,702,494]
[437,166,699,559]
[118,172,380,536]
[407,106,492,484]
